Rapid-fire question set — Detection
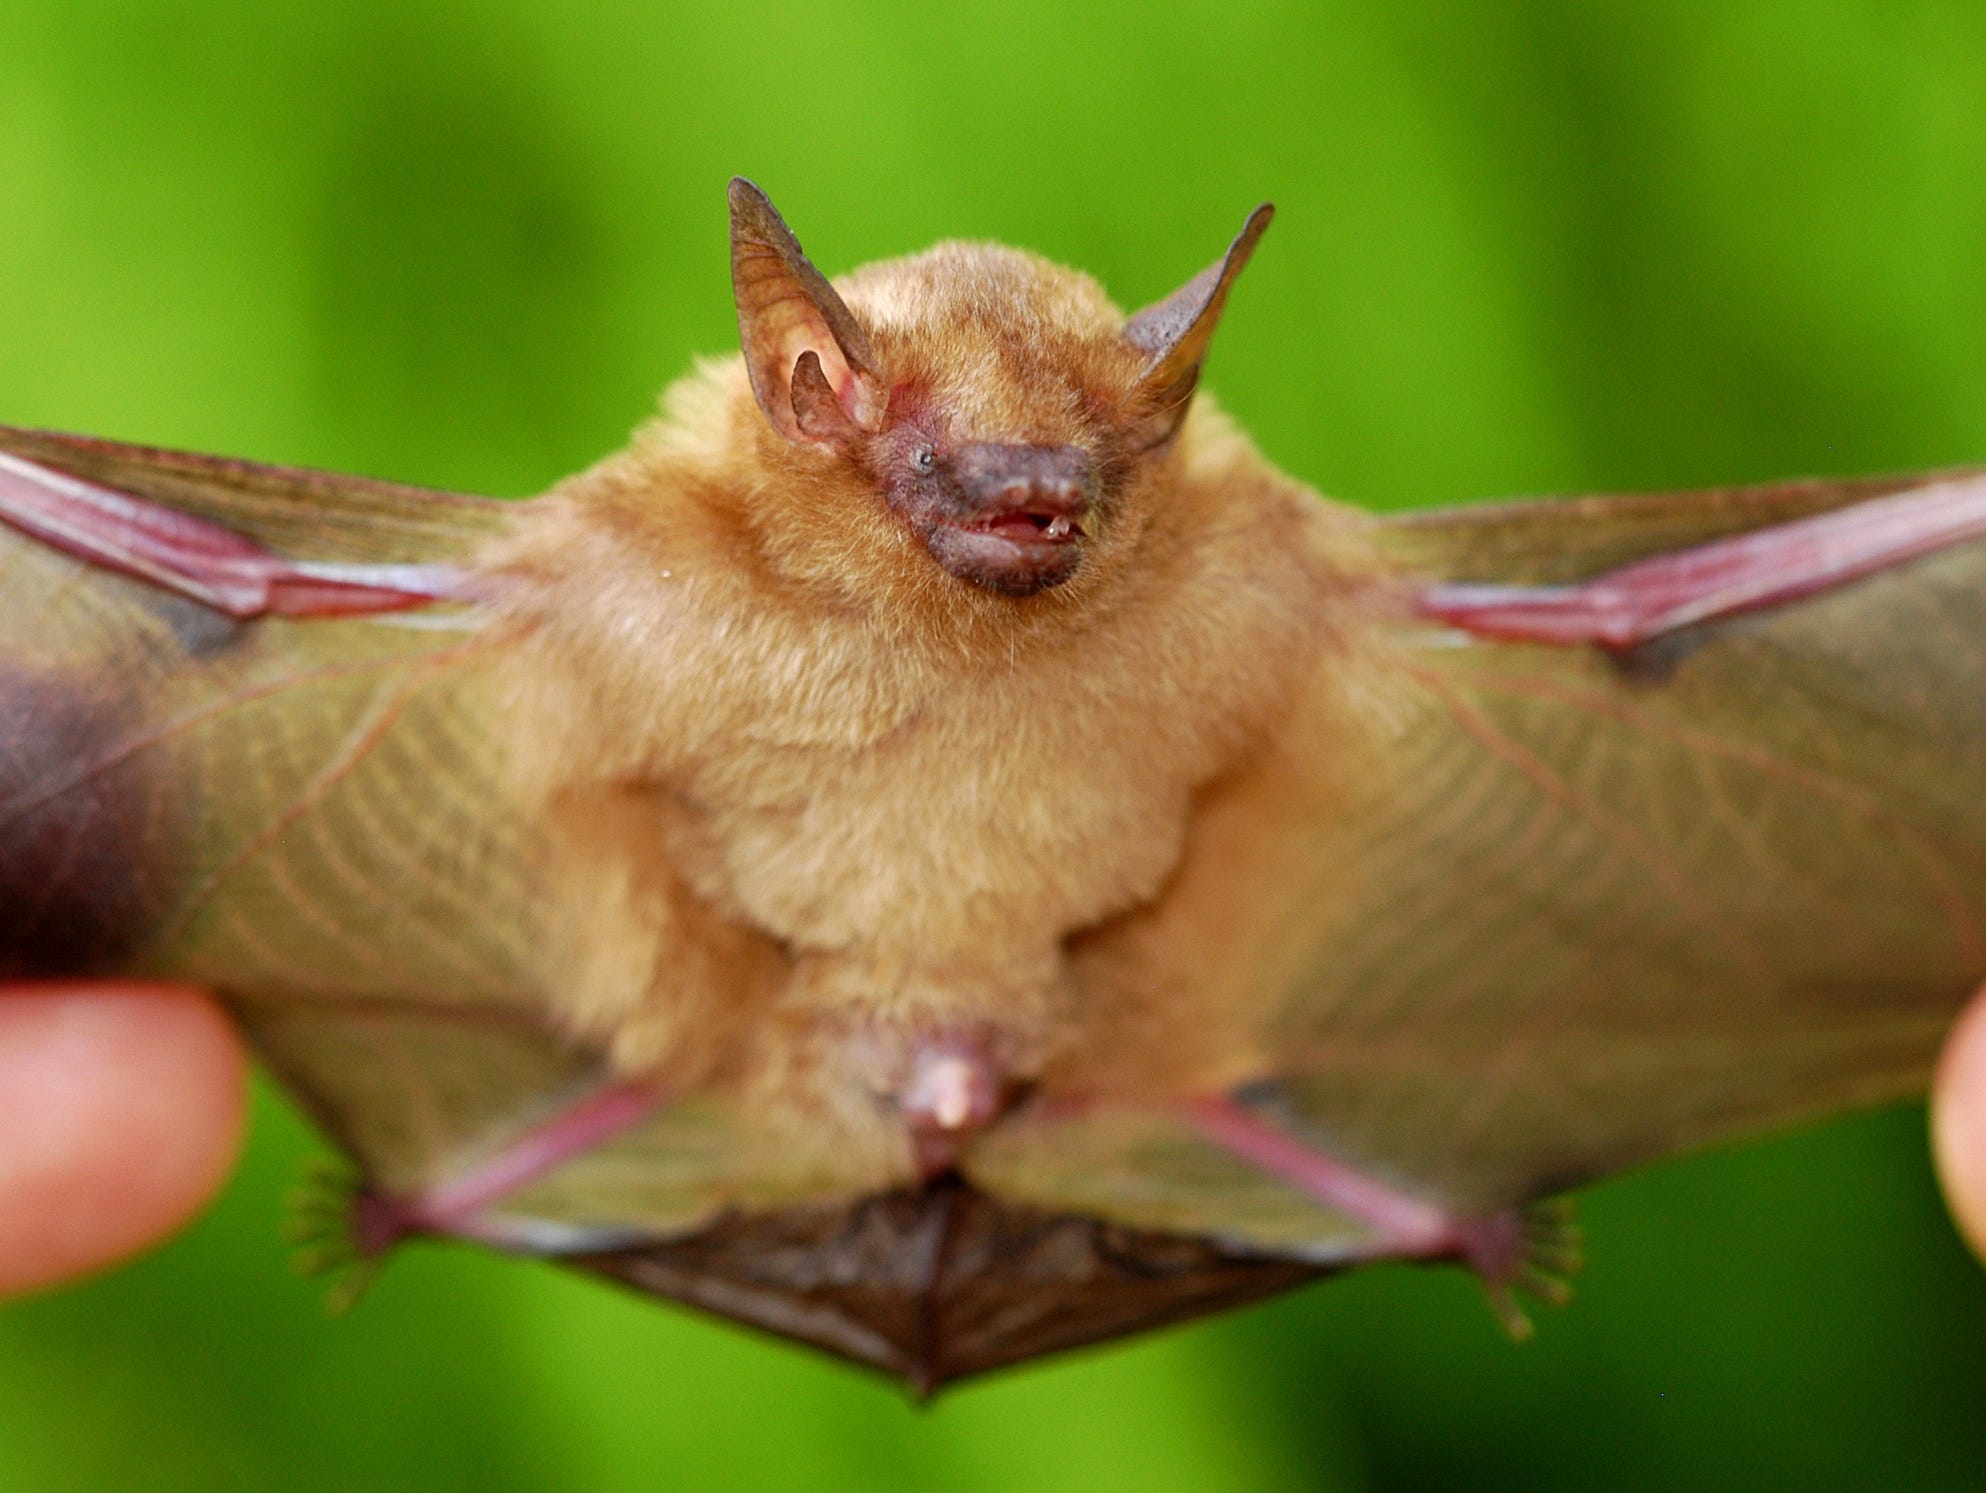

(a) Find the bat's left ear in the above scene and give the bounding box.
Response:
[729,178,890,449]
[1121,203,1274,449]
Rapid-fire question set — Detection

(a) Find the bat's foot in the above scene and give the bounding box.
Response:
[1461,1197,1582,1340]
[1183,1096,1580,1336]
[284,1158,389,1314]
[283,1082,663,1296]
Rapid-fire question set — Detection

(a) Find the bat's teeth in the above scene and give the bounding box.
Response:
[1043,515,1074,541]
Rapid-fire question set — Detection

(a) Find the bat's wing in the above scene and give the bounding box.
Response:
[0,429,577,1187]
[971,470,1986,1273]
[0,429,761,1238]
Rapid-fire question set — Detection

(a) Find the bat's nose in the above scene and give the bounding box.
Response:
[952,442,1093,520]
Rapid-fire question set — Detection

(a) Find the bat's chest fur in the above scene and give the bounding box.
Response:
[524,576,1305,1127]
[619,600,1295,1162]
[680,673,1203,967]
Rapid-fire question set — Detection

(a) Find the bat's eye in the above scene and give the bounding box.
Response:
[912,447,935,474]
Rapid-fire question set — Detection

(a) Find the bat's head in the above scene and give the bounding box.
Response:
[728,178,1272,601]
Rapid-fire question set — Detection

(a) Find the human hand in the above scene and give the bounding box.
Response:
[0,984,245,1298]
[1934,988,1986,1264]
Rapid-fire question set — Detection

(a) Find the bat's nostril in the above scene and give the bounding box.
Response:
[954,442,1095,518]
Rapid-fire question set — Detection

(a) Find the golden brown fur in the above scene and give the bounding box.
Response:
[481,214,1388,1188]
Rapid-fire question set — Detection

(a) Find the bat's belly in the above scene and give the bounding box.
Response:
[637,722,1207,1156]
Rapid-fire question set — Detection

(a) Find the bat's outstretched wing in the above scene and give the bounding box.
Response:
[0,430,782,1246]
[0,428,591,1192]
[974,471,1986,1270]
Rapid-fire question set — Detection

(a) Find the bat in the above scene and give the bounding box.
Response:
[5,177,1985,1392]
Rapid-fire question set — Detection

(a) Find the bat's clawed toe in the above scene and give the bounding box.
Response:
[1452,1198,1583,1339]
[283,1158,396,1313]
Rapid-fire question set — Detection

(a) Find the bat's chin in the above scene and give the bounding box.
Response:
[922,514,1087,597]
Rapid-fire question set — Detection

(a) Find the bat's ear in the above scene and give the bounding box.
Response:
[729,178,890,448]
[1121,203,1273,450]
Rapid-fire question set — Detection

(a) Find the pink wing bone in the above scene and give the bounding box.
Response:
[1185,1098,1524,1270]
[1417,472,1986,648]
[0,452,468,620]
[348,1082,664,1256]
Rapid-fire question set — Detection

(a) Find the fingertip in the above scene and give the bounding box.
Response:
[1933,989,1986,1265]
[0,985,246,1297]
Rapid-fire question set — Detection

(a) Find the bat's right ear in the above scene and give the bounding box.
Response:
[729,179,890,448]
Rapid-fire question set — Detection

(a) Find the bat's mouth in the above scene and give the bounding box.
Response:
[970,507,1083,546]
[924,508,1089,596]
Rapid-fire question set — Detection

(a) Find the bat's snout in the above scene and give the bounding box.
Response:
[919,442,1096,597]
[951,442,1093,528]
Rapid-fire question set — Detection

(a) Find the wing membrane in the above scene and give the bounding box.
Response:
[980,475,1986,1252]
[0,435,774,1240]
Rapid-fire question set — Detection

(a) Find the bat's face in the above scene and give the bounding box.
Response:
[839,245,1143,598]
[728,180,1272,602]
[883,430,1095,598]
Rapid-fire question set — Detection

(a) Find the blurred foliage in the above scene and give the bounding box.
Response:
[3,0,1986,1487]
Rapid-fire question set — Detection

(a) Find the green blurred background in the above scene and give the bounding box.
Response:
[4,1,1986,1487]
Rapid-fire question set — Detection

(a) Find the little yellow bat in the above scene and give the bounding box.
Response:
[4,179,1985,1390]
